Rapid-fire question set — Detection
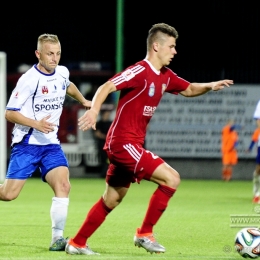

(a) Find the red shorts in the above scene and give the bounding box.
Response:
[105,142,164,188]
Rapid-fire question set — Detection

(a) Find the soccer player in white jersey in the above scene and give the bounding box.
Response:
[65,23,234,255]
[0,34,91,251]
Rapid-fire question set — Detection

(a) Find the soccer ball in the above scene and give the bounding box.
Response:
[235,227,260,258]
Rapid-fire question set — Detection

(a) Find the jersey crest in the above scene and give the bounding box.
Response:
[42,86,48,94]
[148,83,155,97]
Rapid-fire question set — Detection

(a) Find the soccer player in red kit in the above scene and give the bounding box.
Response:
[65,23,234,255]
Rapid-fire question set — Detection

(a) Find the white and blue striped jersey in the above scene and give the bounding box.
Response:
[6,64,71,146]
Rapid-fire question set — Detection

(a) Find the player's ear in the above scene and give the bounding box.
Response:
[35,50,40,59]
[153,42,159,52]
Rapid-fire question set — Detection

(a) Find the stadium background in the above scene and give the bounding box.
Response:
[1,0,259,180]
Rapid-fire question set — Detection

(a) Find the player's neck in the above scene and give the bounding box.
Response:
[145,57,162,72]
[145,55,163,71]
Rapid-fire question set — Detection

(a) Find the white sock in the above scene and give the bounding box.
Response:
[50,197,69,243]
[253,171,260,197]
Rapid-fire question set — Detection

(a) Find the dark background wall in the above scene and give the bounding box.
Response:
[1,1,259,83]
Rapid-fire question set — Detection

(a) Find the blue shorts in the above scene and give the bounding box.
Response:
[6,144,69,182]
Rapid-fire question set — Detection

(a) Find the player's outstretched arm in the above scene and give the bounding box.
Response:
[78,81,116,131]
[66,82,91,108]
[180,79,234,97]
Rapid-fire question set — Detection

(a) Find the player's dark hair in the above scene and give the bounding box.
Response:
[147,23,178,51]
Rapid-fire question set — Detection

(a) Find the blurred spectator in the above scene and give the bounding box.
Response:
[221,119,239,181]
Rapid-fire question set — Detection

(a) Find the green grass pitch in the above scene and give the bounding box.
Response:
[0,177,256,259]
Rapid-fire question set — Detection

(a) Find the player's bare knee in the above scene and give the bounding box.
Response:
[167,172,181,188]
[53,181,71,196]
[102,191,124,209]
[59,184,70,195]
[0,191,18,201]
[103,197,122,209]
[58,177,70,188]
[61,181,71,194]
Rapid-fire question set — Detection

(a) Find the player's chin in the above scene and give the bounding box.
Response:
[49,63,57,68]
[165,60,171,66]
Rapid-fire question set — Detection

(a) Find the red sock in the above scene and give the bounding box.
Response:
[73,197,112,246]
[139,185,176,234]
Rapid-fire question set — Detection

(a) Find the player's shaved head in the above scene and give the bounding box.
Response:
[37,34,60,51]
[147,23,178,51]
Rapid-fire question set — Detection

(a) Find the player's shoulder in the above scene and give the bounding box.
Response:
[162,65,177,76]
[125,60,146,74]
[55,65,69,77]
[17,65,39,84]
[20,64,37,76]
[140,60,177,77]
[116,60,146,81]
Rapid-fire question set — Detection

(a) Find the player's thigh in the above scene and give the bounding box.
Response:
[150,162,180,189]
[40,145,69,182]
[102,183,129,208]
[0,179,26,200]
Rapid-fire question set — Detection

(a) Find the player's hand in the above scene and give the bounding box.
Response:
[36,114,56,134]
[211,79,234,91]
[78,109,98,131]
[81,99,92,109]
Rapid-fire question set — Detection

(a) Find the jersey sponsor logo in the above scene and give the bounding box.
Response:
[162,84,167,94]
[34,102,63,112]
[47,78,57,82]
[42,86,48,94]
[43,97,60,102]
[143,105,156,116]
[148,83,155,97]
[121,69,135,81]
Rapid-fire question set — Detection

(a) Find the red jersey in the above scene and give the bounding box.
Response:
[104,59,190,150]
